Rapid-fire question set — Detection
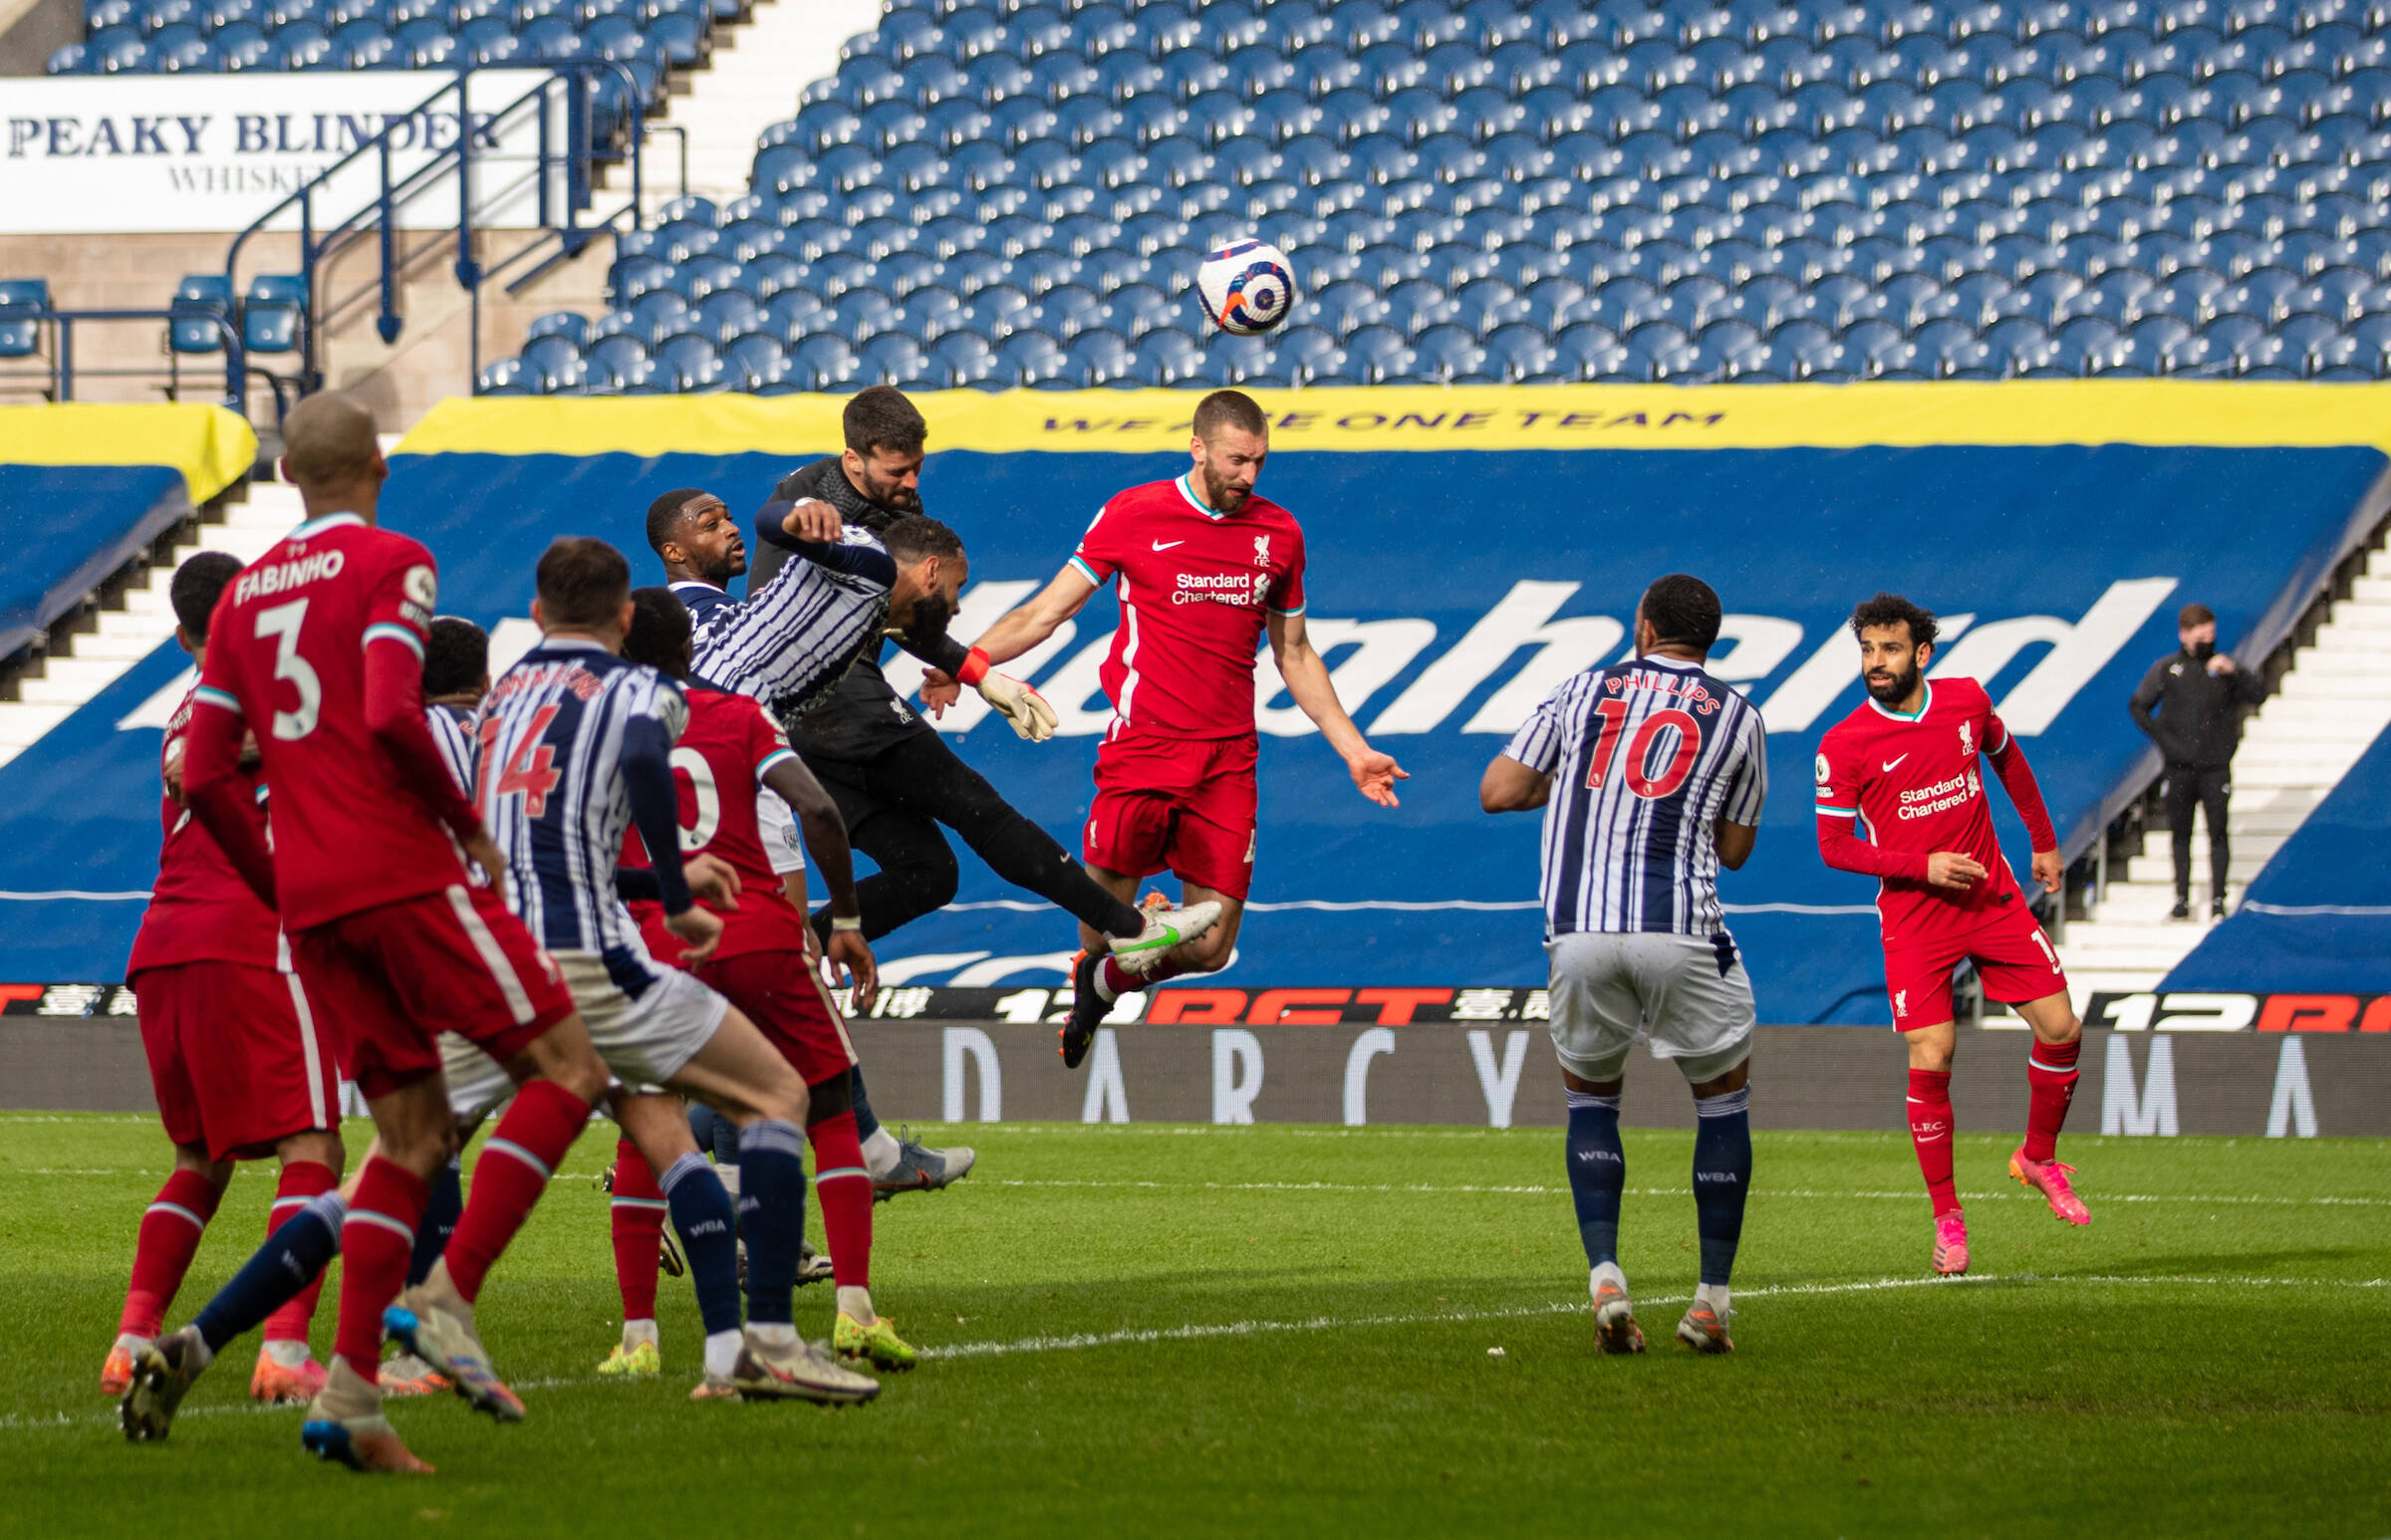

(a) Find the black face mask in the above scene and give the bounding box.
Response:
[2188,640,2216,660]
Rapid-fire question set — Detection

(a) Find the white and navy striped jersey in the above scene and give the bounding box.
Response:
[477,639,686,990]
[688,523,896,724]
[1503,655,1767,937]
[425,700,477,796]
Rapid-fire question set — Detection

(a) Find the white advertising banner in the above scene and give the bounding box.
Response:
[0,70,568,235]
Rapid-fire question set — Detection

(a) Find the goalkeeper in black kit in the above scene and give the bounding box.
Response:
[656,389,1215,1186]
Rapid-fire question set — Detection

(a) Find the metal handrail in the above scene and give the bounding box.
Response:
[218,59,657,398]
[0,309,245,414]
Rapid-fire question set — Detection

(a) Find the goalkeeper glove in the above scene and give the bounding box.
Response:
[959,646,1059,742]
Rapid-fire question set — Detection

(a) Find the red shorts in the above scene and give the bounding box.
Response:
[697,949,857,1087]
[1082,729,1258,900]
[131,959,338,1161]
[1883,899,2070,1031]
[293,882,574,1101]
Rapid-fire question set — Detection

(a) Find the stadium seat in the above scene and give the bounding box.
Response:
[168,275,234,355]
[240,274,306,354]
[0,279,49,360]
[459,0,2391,389]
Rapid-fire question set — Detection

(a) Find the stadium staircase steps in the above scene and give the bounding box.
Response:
[0,480,303,771]
[649,0,881,205]
[2059,538,2391,1006]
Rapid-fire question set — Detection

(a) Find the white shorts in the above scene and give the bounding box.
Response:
[440,950,726,1123]
[1546,930,1756,1085]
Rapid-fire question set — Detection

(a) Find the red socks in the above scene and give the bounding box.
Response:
[1906,1069,1961,1217]
[2023,1037,2083,1162]
[609,1138,665,1322]
[120,1167,223,1339]
[262,1159,340,1347]
[443,1078,592,1304]
[338,1156,430,1382]
[806,1108,872,1290]
[1096,954,1194,1001]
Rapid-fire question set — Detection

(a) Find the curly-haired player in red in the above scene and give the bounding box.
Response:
[1814,593,2090,1277]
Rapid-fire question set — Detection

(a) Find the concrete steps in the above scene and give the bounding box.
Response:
[669,0,884,204]
[0,483,305,768]
[2059,532,2391,1008]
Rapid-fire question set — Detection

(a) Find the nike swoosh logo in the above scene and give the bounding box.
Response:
[1152,540,1184,551]
[1882,754,1908,772]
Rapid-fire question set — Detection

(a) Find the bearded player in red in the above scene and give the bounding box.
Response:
[931,389,1408,1065]
[1814,593,2090,1277]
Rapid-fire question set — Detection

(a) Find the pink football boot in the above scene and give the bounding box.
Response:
[1932,1211,1971,1276]
[2010,1149,2092,1225]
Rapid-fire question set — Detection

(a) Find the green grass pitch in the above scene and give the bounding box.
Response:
[1,1113,2386,1537]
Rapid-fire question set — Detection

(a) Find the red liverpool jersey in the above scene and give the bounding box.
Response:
[1814,675,2057,947]
[624,687,815,964]
[1069,471,1307,740]
[126,685,281,974]
[190,512,484,931]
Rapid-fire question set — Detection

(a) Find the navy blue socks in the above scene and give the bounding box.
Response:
[1692,1087,1752,1288]
[1564,1090,1626,1269]
[735,1120,807,1328]
[406,1155,462,1289]
[660,1152,742,1337]
[193,1188,345,1355]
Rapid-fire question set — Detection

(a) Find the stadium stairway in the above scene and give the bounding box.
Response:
[2058,521,2391,1006]
[0,479,301,772]
[673,0,881,204]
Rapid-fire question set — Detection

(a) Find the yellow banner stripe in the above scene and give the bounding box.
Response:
[0,403,256,501]
[394,381,2391,458]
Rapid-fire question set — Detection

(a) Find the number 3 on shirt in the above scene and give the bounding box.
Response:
[1585,699,1704,800]
[255,599,322,741]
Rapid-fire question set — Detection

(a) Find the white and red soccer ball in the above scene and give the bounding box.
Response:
[1196,239,1298,337]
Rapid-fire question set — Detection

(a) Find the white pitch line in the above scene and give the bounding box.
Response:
[10,1272,2382,1433]
[915,1271,2389,1363]
[990,1177,2391,1208]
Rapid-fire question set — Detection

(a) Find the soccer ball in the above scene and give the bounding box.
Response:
[1196,240,1298,337]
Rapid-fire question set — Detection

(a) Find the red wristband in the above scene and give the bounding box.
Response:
[957,646,991,686]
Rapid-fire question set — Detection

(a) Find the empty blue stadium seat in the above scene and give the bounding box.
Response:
[436,0,2391,390]
[241,274,306,354]
[168,274,233,354]
[0,279,49,360]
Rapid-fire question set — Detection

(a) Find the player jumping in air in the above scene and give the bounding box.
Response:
[1480,576,1764,1356]
[133,392,616,1472]
[1814,593,2091,1277]
[618,587,915,1373]
[434,539,881,1406]
[936,388,1408,1066]
[105,552,346,1408]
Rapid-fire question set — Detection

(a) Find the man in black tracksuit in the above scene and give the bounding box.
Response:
[2129,602,2267,920]
[748,386,1162,952]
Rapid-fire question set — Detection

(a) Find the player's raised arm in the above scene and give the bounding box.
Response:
[1982,710,2063,893]
[966,562,1100,669]
[1269,608,1407,806]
